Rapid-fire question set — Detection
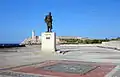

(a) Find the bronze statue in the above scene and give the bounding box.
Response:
[44,12,53,32]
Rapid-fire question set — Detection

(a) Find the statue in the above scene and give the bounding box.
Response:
[44,12,53,32]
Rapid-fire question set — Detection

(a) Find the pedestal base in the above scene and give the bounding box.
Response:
[41,32,56,53]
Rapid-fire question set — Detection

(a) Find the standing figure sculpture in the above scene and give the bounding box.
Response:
[44,12,53,32]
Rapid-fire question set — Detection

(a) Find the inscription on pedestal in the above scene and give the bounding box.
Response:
[46,37,50,39]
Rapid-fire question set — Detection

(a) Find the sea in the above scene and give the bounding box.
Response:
[0,43,25,48]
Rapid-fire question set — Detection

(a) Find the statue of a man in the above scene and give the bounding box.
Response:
[44,12,53,32]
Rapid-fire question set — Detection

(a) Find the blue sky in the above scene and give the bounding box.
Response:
[0,0,120,43]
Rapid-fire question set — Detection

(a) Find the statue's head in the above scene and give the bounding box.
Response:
[49,12,51,16]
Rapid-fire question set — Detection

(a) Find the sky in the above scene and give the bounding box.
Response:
[0,0,120,43]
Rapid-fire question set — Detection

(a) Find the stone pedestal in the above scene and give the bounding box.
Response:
[41,32,56,53]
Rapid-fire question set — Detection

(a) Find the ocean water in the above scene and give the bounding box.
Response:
[0,43,25,48]
[0,43,19,46]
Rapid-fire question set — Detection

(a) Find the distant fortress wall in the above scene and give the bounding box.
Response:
[21,36,88,45]
[20,30,88,45]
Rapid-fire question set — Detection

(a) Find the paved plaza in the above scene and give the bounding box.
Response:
[0,45,120,77]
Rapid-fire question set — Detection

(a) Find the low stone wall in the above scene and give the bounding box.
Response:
[101,41,120,49]
[59,44,101,47]
[59,41,120,50]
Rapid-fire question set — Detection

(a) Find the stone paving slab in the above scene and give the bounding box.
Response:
[0,60,115,77]
[105,65,120,77]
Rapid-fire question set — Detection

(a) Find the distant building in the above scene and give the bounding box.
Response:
[32,30,35,39]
